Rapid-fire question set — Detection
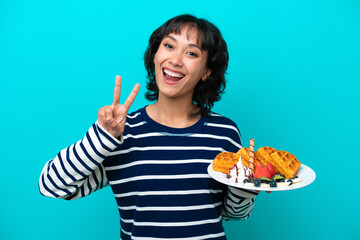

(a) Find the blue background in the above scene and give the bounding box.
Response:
[1,0,359,239]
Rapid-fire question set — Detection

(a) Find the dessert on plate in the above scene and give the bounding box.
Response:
[212,140,303,189]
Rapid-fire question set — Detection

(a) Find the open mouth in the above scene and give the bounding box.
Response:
[163,68,185,84]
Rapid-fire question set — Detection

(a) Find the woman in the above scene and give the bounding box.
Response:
[39,14,258,240]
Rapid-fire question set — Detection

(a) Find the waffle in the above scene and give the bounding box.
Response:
[269,151,301,179]
[255,146,280,173]
[212,152,238,174]
[236,147,260,169]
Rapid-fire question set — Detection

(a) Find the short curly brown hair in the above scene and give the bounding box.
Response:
[144,14,229,117]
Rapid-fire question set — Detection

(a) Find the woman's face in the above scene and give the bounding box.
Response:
[153,26,210,101]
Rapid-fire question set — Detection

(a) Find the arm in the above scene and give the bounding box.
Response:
[38,121,122,200]
[221,186,258,220]
[38,75,140,200]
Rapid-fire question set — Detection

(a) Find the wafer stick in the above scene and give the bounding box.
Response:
[249,139,255,175]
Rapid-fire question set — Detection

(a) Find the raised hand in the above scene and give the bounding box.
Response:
[98,75,140,138]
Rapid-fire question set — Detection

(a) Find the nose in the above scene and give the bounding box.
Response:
[169,51,183,67]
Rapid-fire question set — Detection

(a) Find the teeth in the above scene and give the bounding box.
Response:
[164,69,184,78]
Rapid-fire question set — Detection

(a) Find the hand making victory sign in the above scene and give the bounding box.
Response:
[98,75,140,138]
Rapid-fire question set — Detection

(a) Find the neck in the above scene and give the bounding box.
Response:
[146,96,201,128]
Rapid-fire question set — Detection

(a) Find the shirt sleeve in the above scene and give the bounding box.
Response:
[38,121,122,200]
[221,186,258,220]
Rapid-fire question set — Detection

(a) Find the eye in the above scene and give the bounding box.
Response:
[187,52,198,57]
[164,43,173,49]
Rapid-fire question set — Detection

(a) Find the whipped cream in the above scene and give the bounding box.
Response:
[227,156,253,183]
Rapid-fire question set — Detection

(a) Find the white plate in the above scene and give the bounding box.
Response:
[207,163,316,191]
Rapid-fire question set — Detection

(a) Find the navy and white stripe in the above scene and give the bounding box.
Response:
[39,106,258,239]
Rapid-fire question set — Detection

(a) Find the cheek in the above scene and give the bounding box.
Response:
[153,47,166,64]
[153,55,163,79]
[188,61,206,78]
[153,48,161,64]
[153,53,158,65]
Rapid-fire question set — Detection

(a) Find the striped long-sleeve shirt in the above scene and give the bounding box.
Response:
[39,106,258,240]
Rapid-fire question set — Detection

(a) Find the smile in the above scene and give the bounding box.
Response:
[163,68,185,85]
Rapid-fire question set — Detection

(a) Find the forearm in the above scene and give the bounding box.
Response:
[221,186,258,220]
[38,121,122,200]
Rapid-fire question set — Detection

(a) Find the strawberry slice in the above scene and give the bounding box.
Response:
[266,163,275,177]
[260,167,272,179]
[254,163,263,179]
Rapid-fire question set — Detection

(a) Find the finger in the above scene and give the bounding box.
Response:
[105,107,115,127]
[112,75,122,106]
[255,190,271,194]
[123,83,140,110]
[97,107,107,127]
[98,107,106,120]
[116,114,127,125]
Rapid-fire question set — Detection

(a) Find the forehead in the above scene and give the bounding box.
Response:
[166,24,203,46]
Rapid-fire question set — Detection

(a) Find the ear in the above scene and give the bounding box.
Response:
[201,69,211,81]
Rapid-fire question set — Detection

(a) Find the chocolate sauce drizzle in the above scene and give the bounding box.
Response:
[227,164,254,182]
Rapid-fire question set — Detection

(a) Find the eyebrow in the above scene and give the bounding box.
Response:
[165,35,202,52]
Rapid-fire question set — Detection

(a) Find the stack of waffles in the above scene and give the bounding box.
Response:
[236,146,301,179]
